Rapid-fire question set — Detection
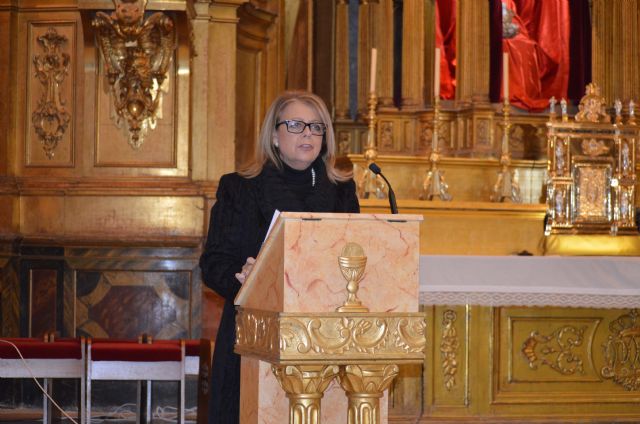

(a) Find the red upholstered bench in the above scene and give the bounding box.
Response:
[0,337,86,424]
[149,338,212,376]
[86,338,185,424]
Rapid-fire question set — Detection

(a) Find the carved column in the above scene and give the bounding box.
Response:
[335,0,350,120]
[401,0,425,109]
[377,0,394,108]
[272,364,339,424]
[358,0,379,118]
[592,0,640,102]
[338,364,399,424]
[191,1,212,181]
[206,1,244,180]
[455,0,490,103]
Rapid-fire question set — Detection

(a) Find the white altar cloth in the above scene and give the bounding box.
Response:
[419,255,640,308]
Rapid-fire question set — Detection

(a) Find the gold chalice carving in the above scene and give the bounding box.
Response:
[336,242,370,313]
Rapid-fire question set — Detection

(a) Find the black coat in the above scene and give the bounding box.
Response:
[200,159,359,424]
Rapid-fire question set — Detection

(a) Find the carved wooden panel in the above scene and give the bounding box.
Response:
[432,306,468,407]
[26,22,76,167]
[495,307,640,404]
[95,55,177,167]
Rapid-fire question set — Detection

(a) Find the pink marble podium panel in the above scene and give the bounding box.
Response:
[282,213,421,313]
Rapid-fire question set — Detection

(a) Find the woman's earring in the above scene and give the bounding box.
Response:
[274,140,279,148]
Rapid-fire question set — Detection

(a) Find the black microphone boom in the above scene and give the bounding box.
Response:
[368,162,399,214]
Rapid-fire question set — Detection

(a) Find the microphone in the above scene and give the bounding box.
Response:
[368,162,399,214]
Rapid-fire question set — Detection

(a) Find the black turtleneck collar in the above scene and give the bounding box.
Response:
[281,160,314,186]
[254,156,336,222]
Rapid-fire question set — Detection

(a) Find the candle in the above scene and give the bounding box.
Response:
[503,52,509,101]
[369,48,377,94]
[434,48,441,98]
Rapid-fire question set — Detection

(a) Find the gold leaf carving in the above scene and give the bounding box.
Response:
[440,310,458,390]
[93,0,176,149]
[581,138,610,157]
[521,325,586,375]
[272,364,339,423]
[575,83,610,123]
[235,309,426,362]
[339,364,399,394]
[575,166,609,220]
[31,27,71,159]
[602,309,640,391]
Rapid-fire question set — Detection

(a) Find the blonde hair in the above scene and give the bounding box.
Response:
[238,91,351,183]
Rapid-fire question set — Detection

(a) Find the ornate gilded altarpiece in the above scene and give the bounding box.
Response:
[545,84,637,235]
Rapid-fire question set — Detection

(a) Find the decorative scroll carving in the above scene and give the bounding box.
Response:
[521,325,586,375]
[602,309,640,391]
[440,310,458,390]
[93,0,176,149]
[235,309,427,361]
[31,27,71,159]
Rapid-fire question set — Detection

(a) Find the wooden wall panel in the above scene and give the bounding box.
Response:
[28,268,59,338]
[76,270,190,339]
[94,56,177,167]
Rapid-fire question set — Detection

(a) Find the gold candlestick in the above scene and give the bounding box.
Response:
[358,92,386,199]
[490,98,521,202]
[420,97,452,201]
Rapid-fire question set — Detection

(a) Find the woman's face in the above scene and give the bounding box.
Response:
[274,100,324,170]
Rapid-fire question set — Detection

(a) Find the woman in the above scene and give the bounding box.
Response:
[199,91,360,423]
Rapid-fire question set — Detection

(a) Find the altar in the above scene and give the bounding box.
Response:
[420,255,640,308]
[390,254,640,423]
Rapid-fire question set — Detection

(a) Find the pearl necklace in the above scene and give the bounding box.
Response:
[311,168,316,187]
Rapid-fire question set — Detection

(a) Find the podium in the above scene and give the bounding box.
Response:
[234,212,426,424]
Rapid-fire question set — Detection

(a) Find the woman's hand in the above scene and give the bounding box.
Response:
[235,257,256,284]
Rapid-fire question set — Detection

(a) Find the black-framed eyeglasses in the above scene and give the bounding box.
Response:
[276,120,326,136]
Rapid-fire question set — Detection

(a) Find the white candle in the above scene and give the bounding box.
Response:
[434,47,441,98]
[503,51,509,101]
[369,48,377,94]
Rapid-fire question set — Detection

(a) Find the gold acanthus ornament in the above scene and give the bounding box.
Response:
[32,27,71,159]
[440,310,459,390]
[93,0,176,149]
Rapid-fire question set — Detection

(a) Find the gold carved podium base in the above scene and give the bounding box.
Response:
[233,212,424,424]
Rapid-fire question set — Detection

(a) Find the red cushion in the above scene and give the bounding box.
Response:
[184,340,200,357]
[91,342,181,362]
[152,339,200,357]
[90,338,142,343]
[0,340,81,360]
